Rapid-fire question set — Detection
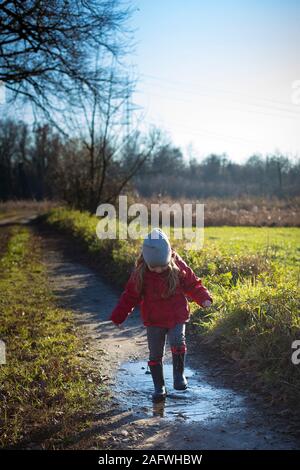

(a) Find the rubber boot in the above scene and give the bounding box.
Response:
[172,351,188,390]
[148,361,167,402]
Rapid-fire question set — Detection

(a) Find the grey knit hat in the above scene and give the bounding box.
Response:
[142,228,171,267]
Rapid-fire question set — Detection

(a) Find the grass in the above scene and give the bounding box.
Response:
[0,226,107,449]
[44,206,300,407]
[192,278,300,401]
[137,195,300,226]
[0,195,299,226]
[0,199,59,215]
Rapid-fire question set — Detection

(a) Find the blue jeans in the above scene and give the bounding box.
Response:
[146,323,186,362]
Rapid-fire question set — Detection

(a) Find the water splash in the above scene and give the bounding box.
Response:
[115,360,246,421]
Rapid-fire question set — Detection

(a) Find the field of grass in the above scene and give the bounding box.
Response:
[0,200,59,223]
[0,225,106,449]
[135,195,300,227]
[1,196,299,226]
[44,207,300,407]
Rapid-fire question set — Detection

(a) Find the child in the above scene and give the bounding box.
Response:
[109,228,213,402]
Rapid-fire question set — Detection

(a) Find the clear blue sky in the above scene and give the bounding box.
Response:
[128,0,300,162]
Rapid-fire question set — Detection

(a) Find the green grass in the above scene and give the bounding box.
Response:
[44,207,300,407]
[0,226,107,448]
[203,226,300,270]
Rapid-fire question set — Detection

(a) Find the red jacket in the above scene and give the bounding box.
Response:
[110,250,213,328]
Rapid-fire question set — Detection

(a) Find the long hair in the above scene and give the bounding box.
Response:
[133,249,181,298]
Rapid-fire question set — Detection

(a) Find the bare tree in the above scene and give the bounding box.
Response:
[67,65,160,212]
[0,0,133,122]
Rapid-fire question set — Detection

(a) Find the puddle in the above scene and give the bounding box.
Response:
[115,360,247,421]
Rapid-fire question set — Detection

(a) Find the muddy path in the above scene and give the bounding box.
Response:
[2,213,298,450]
[27,222,299,451]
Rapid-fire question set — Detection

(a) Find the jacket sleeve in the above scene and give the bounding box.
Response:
[175,253,213,307]
[109,272,142,325]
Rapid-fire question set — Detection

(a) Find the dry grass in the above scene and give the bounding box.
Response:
[0,200,62,220]
[133,195,300,227]
[1,196,299,226]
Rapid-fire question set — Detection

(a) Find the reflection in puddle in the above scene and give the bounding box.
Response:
[115,361,246,422]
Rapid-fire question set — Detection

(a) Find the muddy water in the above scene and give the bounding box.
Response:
[114,360,299,449]
[115,360,246,421]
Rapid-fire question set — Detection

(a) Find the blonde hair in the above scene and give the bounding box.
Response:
[133,249,181,298]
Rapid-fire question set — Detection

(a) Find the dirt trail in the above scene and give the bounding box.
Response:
[32,225,299,451]
[2,214,299,450]
[0,213,40,226]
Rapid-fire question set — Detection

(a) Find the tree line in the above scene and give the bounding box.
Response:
[134,146,300,199]
[0,118,299,211]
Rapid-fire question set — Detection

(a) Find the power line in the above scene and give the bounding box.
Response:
[139,72,300,118]
[144,115,267,146]
[140,72,299,110]
[134,87,300,121]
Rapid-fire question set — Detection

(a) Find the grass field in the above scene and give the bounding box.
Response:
[44,207,300,408]
[136,195,300,226]
[0,225,106,448]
